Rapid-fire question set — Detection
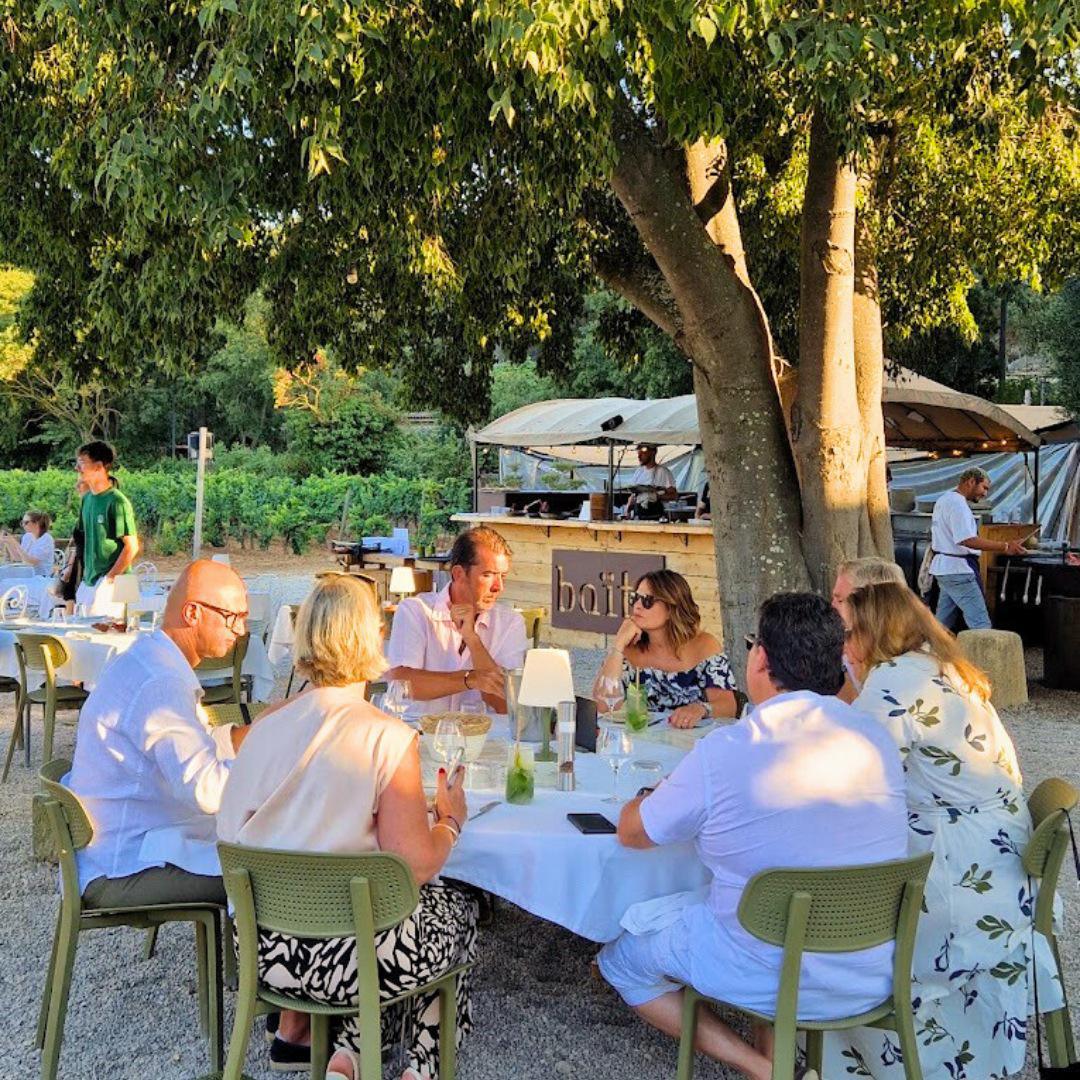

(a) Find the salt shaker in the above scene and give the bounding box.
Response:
[556,700,576,792]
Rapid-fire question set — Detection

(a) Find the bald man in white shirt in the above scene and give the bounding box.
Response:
[66,560,251,908]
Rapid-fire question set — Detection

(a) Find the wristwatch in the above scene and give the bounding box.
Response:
[463,669,474,690]
[700,701,713,720]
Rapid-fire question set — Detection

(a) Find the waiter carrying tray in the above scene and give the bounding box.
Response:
[930,466,1025,631]
[625,443,677,520]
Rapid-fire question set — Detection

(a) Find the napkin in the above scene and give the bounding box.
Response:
[619,886,709,936]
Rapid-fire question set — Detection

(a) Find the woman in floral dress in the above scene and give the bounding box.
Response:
[827,581,1061,1079]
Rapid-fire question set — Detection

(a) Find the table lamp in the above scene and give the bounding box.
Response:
[110,573,142,625]
[517,648,575,762]
[388,566,418,599]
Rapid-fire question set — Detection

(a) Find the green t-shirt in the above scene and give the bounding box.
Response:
[80,488,138,587]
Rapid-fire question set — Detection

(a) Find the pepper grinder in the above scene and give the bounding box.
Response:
[556,700,576,792]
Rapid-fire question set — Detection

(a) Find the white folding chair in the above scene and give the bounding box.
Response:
[1,585,29,621]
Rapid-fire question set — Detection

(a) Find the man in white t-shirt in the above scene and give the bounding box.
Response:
[386,526,527,715]
[626,443,677,519]
[597,593,907,1079]
[930,467,1025,631]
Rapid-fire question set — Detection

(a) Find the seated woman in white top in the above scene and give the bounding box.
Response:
[593,569,738,727]
[217,573,476,1080]
[2,509,56,573]
[829,557,906,703]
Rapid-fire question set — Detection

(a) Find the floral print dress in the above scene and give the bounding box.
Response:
[825,650,1062,1079]
[621,652,736,712]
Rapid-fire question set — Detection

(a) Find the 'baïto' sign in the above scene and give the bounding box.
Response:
[551,549,666,634]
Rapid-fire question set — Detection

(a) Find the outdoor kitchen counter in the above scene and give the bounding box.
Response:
[452,512,720,650]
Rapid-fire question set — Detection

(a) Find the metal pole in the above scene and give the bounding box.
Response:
[193,426,208,558]
[471,440,479,513]
[607,440,615,521]
[1033,445,1041,527]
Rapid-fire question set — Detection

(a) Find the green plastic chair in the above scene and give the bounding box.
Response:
[35,759,225,1079]
[676,852,933,1080]
[218,842,473,1080]
[196,633,251,706]
[514,606,546,649]
[2,634,88,782]
[203,702,268,728]
[1024,776,1079,1067]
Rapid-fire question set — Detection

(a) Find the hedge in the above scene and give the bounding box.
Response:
[0,467,471,554]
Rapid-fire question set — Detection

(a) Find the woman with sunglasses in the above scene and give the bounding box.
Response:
[1,509,55,574]
[592,569,738,727]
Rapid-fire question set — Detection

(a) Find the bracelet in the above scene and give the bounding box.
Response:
[441,814,462,834]
[463,669,473,690]
[700,701,712,720]
[433,821,459,845]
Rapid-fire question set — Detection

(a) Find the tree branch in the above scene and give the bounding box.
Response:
[591,251,685,347]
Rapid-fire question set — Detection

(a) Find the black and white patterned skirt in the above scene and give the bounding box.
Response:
[256,880,480,1078]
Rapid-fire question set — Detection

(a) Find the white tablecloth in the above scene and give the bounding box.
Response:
[442,736,710,943]
[0,564,34,582]
[1,620,277,699]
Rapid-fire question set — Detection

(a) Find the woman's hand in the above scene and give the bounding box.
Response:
[668,702,709,729]
[434,764,468,828]
[613,618,642,654]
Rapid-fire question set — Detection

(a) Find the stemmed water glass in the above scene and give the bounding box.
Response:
[597,722,633,803]
[432,716,465,771]
[381,679,412,724]
[595,674,624,719]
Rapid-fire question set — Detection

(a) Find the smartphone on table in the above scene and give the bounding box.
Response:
[567,812,617,835]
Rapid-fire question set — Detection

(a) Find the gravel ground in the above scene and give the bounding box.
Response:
[0,582,1076,1079]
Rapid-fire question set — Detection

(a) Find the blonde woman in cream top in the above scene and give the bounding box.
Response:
[217,573,477,1080]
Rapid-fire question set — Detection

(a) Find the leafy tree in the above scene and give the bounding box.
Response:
[1022,278,1080,418]
[3,0,1079,660]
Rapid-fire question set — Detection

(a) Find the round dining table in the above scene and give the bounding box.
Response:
[439,730,712,943]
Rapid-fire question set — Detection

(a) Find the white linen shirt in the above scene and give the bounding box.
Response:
[386,584,527,716]
[20,531,55,575]
[630,464,676,508]
[639,690,908,1010]
[930,490,980,576]
[65,630,236,891]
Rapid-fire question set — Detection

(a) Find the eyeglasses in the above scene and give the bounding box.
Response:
[744,634,758,652]
[193,600,248,632]
[628,591,661,610]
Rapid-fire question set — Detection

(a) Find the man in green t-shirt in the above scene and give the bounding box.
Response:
[74,441,140,615]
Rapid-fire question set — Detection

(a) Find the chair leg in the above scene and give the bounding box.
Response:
[42,700,55,768]
[438,975,458,1080]
[285,668,295,697]
[2,697,23,782]
[805,1029,823,1073]
[310,1013,330,1079]
[1049,934,1078,1064]
[195,920,209,1037]
[676,988,701,1080]
[40,915,78,1080]
[202,912,224,1072]
[893,1002,924,1080]
[222,967,256,1080]
[35,908,63,1049]
[223,912,237,991]
[143,926,160,960]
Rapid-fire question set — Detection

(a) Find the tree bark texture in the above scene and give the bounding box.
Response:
[853,176,894,558]
[606,115,810,680]
[793,110,864,591]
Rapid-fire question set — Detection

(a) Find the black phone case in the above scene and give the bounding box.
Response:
[567,813,617,834]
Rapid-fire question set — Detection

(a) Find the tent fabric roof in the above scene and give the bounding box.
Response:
[999,404,1078,444]
[473,367,1049,453]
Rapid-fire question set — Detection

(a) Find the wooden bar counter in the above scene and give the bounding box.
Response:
[452,512,721,650]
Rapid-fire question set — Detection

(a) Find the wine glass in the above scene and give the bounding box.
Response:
[433,717,466,777]
[381,679,412,723]
[597,722,633,803]
[595,675,624,719]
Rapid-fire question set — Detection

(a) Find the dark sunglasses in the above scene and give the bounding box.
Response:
[628,591,660,610]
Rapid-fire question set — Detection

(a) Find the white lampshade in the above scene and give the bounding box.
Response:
[109,574,143,604]
[389,566,418,596]
[517,648,575,708]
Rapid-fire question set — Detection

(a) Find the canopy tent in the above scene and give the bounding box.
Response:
[472,366,1044,457]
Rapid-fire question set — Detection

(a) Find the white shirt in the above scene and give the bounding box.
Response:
[386,584,528,716]
[931,490,980,576]
[640,690,907,1005]
[631,464,676,507]
[218,685,416,853]
[65,631,236,891]
[20,531,55,575]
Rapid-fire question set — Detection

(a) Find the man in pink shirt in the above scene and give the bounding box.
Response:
[386,526,527,715]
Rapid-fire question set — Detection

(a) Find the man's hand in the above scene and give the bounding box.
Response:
[614,618,642,653]
[450,602,477,640]
[1067,552,1080,568]
[469,668,505,697]
[1004,540,1027,556]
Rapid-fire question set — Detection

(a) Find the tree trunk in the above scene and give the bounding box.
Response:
[793,110,863,591]
[853,179,894,558]
[605,118,809,680]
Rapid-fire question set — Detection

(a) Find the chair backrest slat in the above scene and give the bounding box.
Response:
[1024,777,1078,878]
[195,632,250,674]
[203,702,268,728]
[737,853,934,953]
[15,632,70,679]
[39,758,94,851]
[218,843,418,938]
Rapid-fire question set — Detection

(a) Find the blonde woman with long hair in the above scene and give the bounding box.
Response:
[593,569,738,728]
[826,581,1061,1079]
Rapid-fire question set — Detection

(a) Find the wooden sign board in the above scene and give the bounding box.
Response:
[551,549,665,634]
